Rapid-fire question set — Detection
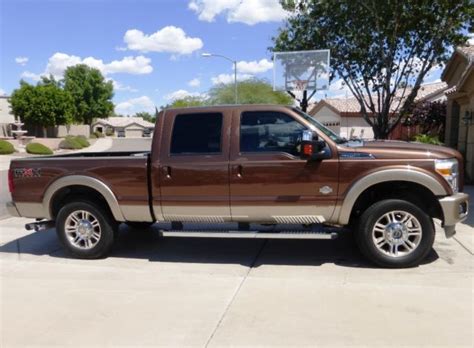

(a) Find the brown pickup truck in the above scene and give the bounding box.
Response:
[7,105,469,267]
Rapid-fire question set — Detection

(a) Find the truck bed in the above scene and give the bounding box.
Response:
[10,151,153,221]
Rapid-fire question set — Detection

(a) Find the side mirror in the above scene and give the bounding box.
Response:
[300,130,328,161]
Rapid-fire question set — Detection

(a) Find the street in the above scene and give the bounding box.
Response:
[1,215,473,346]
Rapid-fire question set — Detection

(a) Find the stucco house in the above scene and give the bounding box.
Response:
[0,96,15,138]
[442,45,474,180]
[309,81,447,139]
[92,116,155,138]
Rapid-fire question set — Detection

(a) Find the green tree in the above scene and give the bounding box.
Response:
[273,0,474,138]
[208,79,293,105]
[10,80,75,137]
[171,96,208,108]
[63,64,114,125]
[134,111,156,123]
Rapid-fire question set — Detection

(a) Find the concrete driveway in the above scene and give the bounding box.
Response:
[109,137,152,152]
[1,210,473,346]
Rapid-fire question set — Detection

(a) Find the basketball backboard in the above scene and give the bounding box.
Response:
[273,50,330,92]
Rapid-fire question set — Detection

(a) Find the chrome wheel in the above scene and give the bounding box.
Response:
[64,210,101,249]
[372,210,422,258]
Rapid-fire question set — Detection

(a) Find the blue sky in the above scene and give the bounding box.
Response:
[0,0,444,115]
[1,0,290,114]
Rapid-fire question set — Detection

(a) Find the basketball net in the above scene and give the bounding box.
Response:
[293,80,308,92]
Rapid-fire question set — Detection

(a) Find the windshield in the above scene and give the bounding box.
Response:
[292,108,346,144]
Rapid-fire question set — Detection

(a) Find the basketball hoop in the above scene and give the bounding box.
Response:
[273,49,330,112]
[293,80,309,92]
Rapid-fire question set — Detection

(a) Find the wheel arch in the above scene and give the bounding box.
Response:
[337,168,448,225]
[43,175,125,221]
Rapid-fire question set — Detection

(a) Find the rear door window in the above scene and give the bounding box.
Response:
[171,113,223,155]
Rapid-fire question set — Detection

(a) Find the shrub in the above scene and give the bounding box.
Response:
[105,128,114,136]
[59,136,83,149]
[75,135,90,148]
[413,134,443,145]
[89,133,97,139]
[93,131,105,138]
[0,140,15,154]
[26,142,53,155]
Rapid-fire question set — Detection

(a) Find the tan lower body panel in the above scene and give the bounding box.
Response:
[155,205,336,224]
[120,204,153,222]
[161,205,232,223]
[15,202,45,219]
[230,205,335,224]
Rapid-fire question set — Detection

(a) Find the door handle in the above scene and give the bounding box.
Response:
[236,165,243,178]
[163,166,172,179]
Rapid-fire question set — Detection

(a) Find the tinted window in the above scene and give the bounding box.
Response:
[240,111,305,156]
[171,113,223,154]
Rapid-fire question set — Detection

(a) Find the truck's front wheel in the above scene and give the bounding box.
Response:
[356,199,435,268]
[56,201,117,259]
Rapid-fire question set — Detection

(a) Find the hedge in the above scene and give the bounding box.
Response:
[75,135,90,148]
[26,142,53,155]
[0,140,15,154]
[59,136,84,150]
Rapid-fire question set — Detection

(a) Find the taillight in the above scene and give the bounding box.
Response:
[8,169,14,193]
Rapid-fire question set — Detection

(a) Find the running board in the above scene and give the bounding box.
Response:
[159,230,338,240]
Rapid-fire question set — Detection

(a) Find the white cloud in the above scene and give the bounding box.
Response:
[164,89,205,101]
[109,79,138,93]
[237,58,273,74]
[21,52,153,82]
[188,0,287,25]
[124,26,203,54]
[21,71,41,81]
[15,57,29,66]
[115,96,155,115]
[0,88,6,96]
[211,73,253,85]
[188,78,201,87]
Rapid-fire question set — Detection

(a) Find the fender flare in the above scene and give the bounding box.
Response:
[43,175,125,221]
[336,167,448,225]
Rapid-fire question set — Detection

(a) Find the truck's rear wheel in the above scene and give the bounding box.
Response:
[56,201,117,259]
[356,199,435,268]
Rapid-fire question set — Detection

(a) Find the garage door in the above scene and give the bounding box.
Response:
[125,128,143,137]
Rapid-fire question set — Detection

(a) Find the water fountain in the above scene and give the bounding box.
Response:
[10,116,28,152]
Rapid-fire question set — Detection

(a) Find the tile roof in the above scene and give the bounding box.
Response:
[94,116,155,128]
[458,46,474,61]
[312,81,447,114]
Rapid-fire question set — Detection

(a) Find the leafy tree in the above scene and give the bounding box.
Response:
[170,96,208,108]
[134,111,156,123]
[10,80,75,137]
[63,64,114,125]
[404,100,447,139]
[273,0,474,138]
[208,79,293,105]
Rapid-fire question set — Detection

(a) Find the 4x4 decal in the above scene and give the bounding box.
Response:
[13,168,41,178]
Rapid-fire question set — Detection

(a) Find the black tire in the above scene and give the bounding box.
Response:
[125,221,155,231]
[56,200,117,259]
[355,199,435,268]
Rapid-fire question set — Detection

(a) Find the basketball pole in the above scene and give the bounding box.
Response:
[286,89,315,113]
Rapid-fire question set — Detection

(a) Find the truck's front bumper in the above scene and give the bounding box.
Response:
[439,193,469,238]
[6,201,21,217]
